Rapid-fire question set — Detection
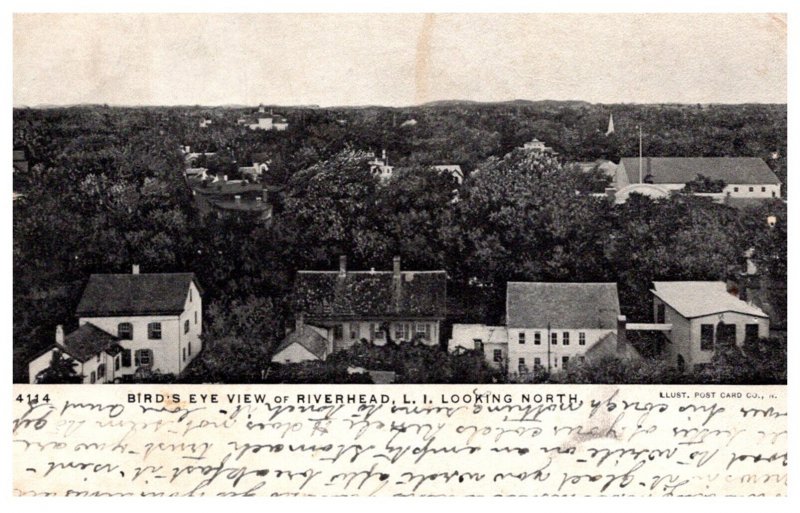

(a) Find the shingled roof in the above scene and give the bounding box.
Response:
[273,326,330,361]
[76,273,200,317]
[62,323,123,363]
[619,157,780,185]
[293,264,447,319]
[506,282,620,329]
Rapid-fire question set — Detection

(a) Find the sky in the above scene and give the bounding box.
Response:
[13,13,787,107]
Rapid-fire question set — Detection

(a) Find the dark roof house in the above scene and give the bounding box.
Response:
[60,323,123,362]
[618,157,780,186]
[293,256,447,320]
[76,270,201,317]
[506,282,620,329]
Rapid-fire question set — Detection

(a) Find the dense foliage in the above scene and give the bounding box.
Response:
[13,101,787,383]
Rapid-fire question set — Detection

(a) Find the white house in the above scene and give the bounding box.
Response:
[448,324,508,368]
[368,150,394,181]
[614,157,781,202]
[271,316,332,364]
[651,281,769,372]
[29,265,203,383]
[432,165,464,184]
[449,282,631,377]
[28,324,124,384]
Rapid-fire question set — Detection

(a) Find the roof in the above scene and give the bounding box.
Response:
[619,157,780,185]
[506,282,620,329]
[273,326,329,360]
[62,323,122,362]
[190,180,264,195]
[651,281,768,319]
[76,273,200,317]
[294,269,447,319]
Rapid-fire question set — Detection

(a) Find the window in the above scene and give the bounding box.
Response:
[90,371,96,384]
[772,191,776,198]
[195,311,198,324]
[122,349,132,367]
[733,187,739,192]
[134,349,153,367]
[148,322,162,340]
[473,339,484,353]
[96,353,101,362]
[534,332,541,345]
[183,348,187,362]
[519,332,526,344]
[184,320,190,334]
[700,324,714,351]
[395,323,410,341]
[656,304,666,324]
[717,323,736,347]
[579,332,586,346]
[745,324,760,343]
[563,332,570,345]
[118,322,133,340]
[551,332,558,345]
[115,355,120,371]
[333,325,343,340]
[518,358,526,373]
[493,349,502,363]
[534,357,541,367]
[562,356,570,369]
[350,327,358,340]
[416,323,431,341]
[373,324,385,340]
[189,288,193,302]
[761,187,766,192]
[749,187,754,192]
[97,364,106,379]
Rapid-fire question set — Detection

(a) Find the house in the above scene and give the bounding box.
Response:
[272,315,332,363]
[506,282,624,375]
[432,164,464,184]
[199,118,213,128]
[276,256,447,362]
[448,282,632,377]
[238,152,271,181]
[448,324,508,368]
[368,150,394,181]
[522,138,557,154]
[186,174,274,221]
[650,281,769,372]
[28,324,124,384]
[243,107,289,131]
[613,157,781,203]
[28,265,203,383]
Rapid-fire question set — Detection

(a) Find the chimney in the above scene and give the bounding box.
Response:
[223,175,228,182]
[616,315,628,356]
[393,256,402,313]
[132,264,140,275]
[382,149,387,163]
[55,325,64,344]
[295,312,305,334]
[234,194,241,204]
[339,255,347,278]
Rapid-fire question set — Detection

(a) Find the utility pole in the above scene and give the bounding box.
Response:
[547,322,551,374]
[638,125,643,183]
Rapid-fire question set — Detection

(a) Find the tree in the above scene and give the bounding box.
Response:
[683,174,726,193]
[35,350,82,384]
[182,296,282,383]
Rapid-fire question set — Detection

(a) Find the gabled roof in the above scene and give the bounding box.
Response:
[63,323,122,362]
[76,273,200,317]
[619,157,780,185]
[273,326,329,360]
[506,282,620,329]
[294,270,447,319]
[651,281,768,319]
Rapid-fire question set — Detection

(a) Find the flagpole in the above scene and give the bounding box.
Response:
[638,125,643,183]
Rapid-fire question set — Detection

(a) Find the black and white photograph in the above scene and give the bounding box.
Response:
[12,12,787,388]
